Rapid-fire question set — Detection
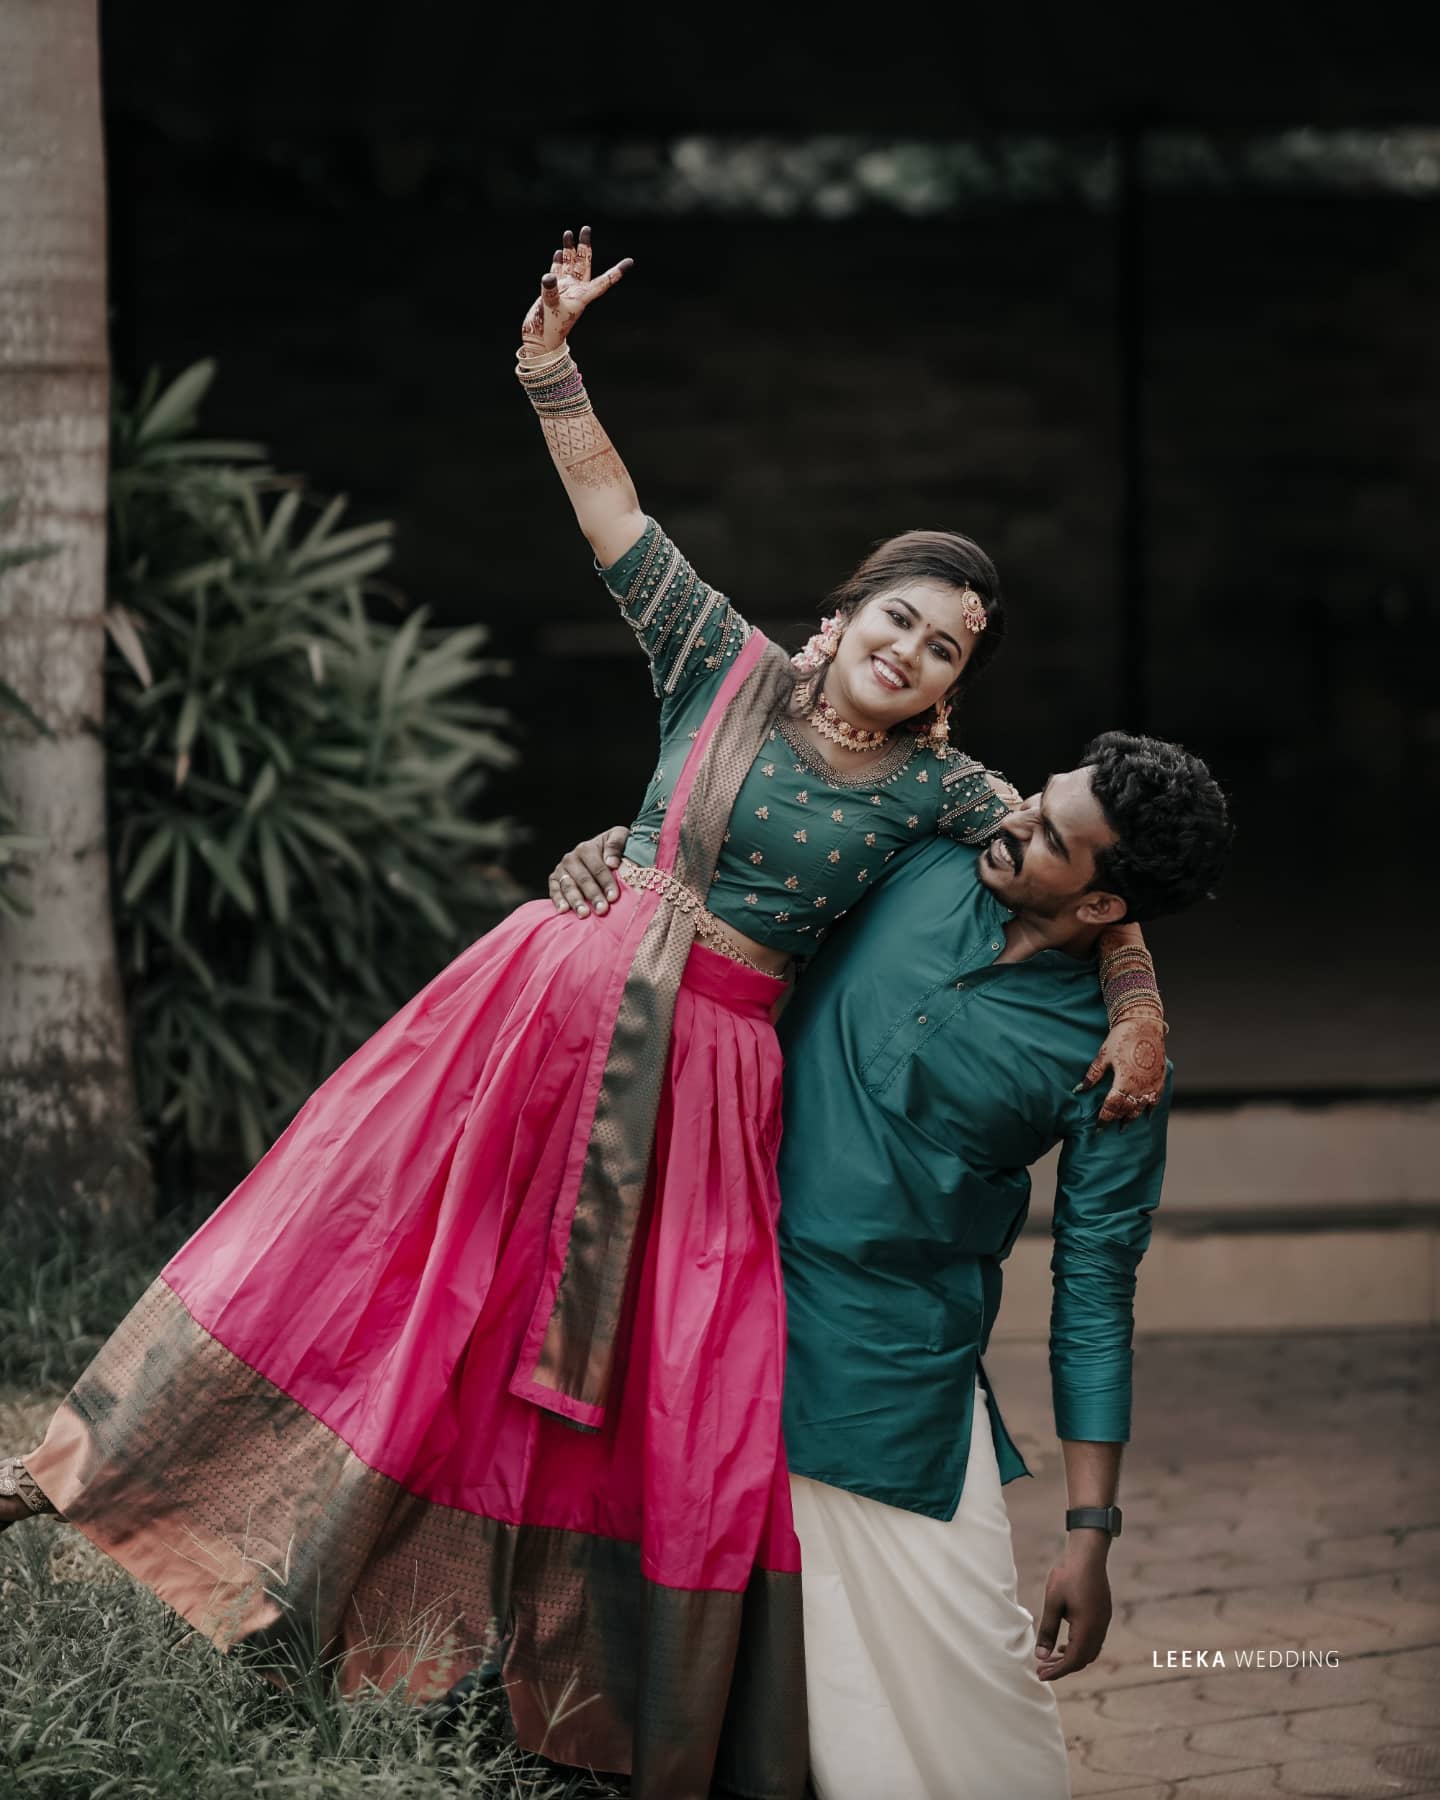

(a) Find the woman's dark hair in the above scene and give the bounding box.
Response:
[1082,730,1234,922]
[788,529,1006,734]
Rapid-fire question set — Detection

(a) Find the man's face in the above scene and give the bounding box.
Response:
[977,766,1124,922]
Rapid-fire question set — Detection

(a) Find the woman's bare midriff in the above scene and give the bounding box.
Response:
[709,917,792,978]
[615,858,793,978]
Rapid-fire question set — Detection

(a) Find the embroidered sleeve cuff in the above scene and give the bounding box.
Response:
[938,760,1013,845]
[596,515,661,599]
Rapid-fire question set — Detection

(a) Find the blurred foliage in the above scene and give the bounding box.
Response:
[105,362,522,1184]
[231,124,1440,217]
[0,496,59,919]
[477,129,1440,220]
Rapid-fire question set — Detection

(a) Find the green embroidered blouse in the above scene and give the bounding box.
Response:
[599,518,1012,956]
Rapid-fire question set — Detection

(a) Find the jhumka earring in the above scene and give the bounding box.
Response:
[791,612,845,674]
[921,697,953,756]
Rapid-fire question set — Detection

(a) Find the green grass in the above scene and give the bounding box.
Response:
[0,1201,193,1395]
[0,1207,627,1797]
[0,1523,628,1796]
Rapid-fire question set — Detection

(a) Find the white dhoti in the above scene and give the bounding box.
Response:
[790,1383,1072,1800]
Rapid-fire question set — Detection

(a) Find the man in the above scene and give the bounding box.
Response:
[550,729,1232,1800]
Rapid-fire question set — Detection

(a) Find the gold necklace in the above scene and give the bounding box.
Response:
[809,685,891,753]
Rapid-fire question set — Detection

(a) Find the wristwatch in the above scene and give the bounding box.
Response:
[1066,1505,1123,1537]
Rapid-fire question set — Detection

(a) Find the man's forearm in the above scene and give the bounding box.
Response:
[1040,1439,1124,1679]
[1060,1438,1123,1513]
[1060,1438,1123,1569]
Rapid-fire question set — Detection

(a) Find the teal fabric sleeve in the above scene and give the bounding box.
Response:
[597,516,751,700]
[937,757,1013,846]
[1048,1072,1173,1442]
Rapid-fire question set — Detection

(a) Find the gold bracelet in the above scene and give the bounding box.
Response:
[1099,947,1155,972]
[516,343,570,371]
[514,348,592,418]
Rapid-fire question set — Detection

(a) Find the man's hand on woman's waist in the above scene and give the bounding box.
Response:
[549,827,627,917]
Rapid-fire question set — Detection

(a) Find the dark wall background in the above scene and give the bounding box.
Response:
[98,8,1440,1094]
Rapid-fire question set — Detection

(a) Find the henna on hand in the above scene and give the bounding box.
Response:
[1125,1036,1161,1076]
[1089,1012,1167,1127]
[519,226,634,355]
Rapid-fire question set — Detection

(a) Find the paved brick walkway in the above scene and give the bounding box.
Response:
[987,1329,1440,1798]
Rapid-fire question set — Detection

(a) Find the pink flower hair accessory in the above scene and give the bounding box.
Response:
[791,612,845,674]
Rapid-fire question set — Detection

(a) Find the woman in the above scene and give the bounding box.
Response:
[1,228,1164,1800]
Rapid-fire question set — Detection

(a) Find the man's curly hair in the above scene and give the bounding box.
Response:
[1082,731,1233,922]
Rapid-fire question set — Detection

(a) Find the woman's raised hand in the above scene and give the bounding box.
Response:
[520,225,634,357]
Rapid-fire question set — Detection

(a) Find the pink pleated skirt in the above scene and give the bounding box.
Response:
[30,887,809,1795]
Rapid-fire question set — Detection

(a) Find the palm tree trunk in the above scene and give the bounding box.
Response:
[0,0,150,1223]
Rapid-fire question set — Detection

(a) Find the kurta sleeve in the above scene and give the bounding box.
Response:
[937,753,1013,846]
[597,516,752,701]
[1048,1072,1172,1442]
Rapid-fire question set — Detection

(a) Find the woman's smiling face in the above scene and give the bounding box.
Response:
[825,579,982,727]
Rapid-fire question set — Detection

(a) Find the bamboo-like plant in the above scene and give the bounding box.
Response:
[106,364,521,1180]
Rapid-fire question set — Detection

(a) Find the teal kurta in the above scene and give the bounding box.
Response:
[776,833,1173,1522]
[598,519,1011,957]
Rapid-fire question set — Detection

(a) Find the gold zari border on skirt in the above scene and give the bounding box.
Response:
[25,1278,807,1800]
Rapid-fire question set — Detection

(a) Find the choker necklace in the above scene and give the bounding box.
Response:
[810,686,891,753]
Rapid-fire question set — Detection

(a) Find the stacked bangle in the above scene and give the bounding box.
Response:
[1099,944,1166,1031]
[515,346,592,417]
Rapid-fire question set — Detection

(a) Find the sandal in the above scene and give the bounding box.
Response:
[0,1455,55,1530]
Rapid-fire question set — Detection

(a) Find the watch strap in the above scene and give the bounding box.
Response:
[1066,1505,1123,1537]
